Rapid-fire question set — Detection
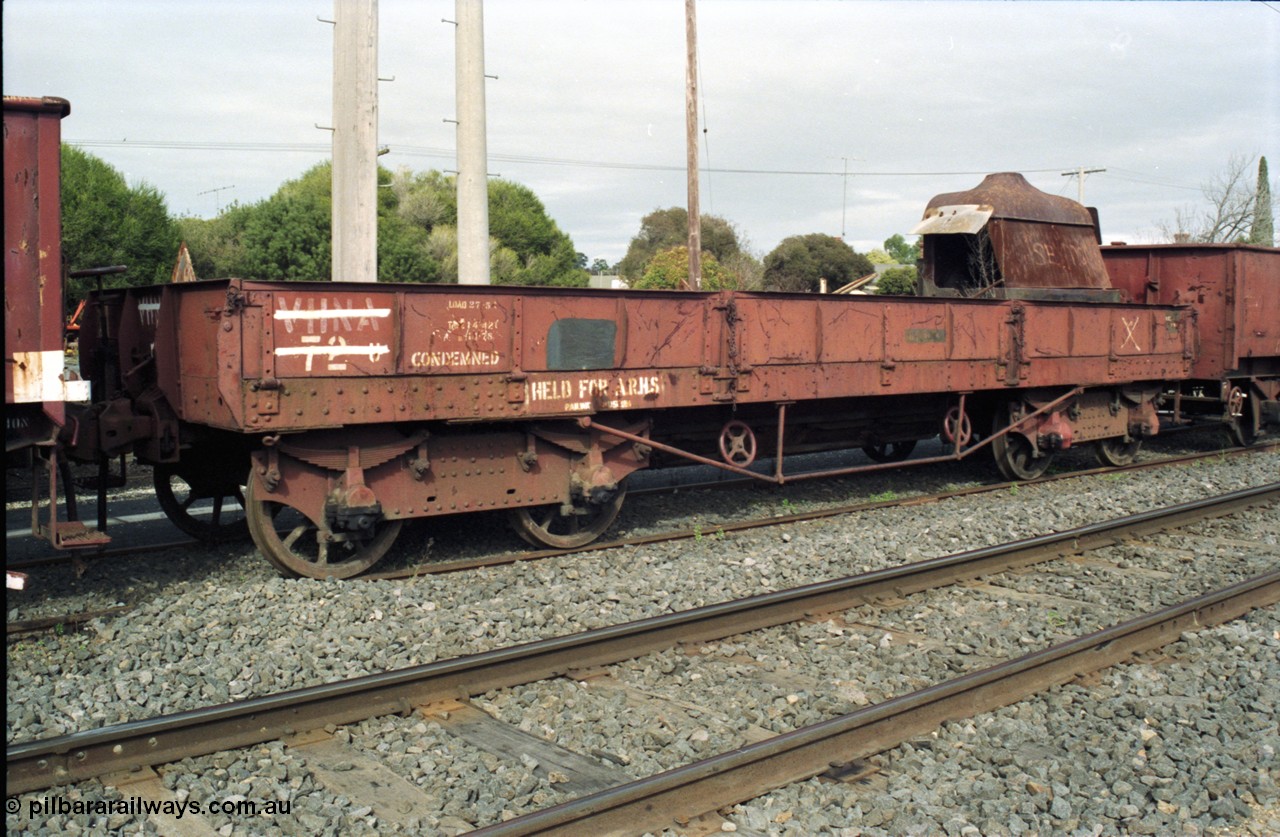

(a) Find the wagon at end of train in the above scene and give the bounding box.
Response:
[1102,241,1280,445]
[3,96,104,556]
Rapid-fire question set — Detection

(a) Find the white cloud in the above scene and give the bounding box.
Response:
[4,0,1276,263]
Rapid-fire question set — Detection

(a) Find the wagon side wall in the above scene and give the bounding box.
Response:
[157,282,1192,435]
[1102,244,1280,379]
[1236,248,1280,374]
[4,97,79,444]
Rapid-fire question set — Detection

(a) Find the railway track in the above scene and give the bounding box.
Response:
[8,483,1277,834]
[7,437,1275,576]
[7,440,1275,640]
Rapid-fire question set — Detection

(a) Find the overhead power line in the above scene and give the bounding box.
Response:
[1106,167,1203,192]
[65,137,1072,179]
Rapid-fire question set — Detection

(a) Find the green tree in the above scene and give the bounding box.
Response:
[866,248,895,265]
[486,179,586,286]
[590,258,611,275]
[1249,156,1274,247]
[617,207,741,280]
[876,266,918,295]
[389,167,454,229]
[632,246,736,290]
[883,233,921,264]
[232,162,334,280]
[61,145,181,286]
[180,164,582,285]
[176,204,252,279]
[761,233,873,293]
[721,250,765,290]
[378,212,439,283]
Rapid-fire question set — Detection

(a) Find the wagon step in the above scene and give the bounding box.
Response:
[44,521,111,549]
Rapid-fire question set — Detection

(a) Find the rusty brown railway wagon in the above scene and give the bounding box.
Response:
[3,96,102,553]
[73,259,1192,577]
[1103,244,1280,445]
[26,141,1275,579]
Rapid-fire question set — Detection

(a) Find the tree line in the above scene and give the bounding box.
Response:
[57,147,1269,298]
[59,146,925,296]
[60,149,584,291]
[60,146,926,295]
[68,147,1277,298]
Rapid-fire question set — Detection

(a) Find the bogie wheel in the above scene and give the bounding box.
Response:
[1226,388,1261,447]
[510,484,627,549]
[991,412,1054,481]
[1095,437,1142,467]
[153,461,249,542]
[862,440,917,463]
[245,477,402,579]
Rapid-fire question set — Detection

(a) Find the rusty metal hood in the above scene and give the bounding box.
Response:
[919,172,1096,227]
[916,172,1111,293]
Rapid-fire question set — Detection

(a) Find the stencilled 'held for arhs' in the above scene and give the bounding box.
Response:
[526,374,663,411]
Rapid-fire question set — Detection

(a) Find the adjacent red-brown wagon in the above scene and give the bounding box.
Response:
[1103,243,1280,445]
[3,97,101,550]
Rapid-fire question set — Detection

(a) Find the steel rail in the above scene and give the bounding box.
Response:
[366,443,1278,581]
[8,482,1274,795]
[6,442,1276,578]
[471,569,1280,837]
[10,446,1269,642]
[5,606,131,639]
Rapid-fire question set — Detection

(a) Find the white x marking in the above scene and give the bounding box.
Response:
[1121,316,1142,351]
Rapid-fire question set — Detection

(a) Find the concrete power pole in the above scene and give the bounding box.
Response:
[684,0,701,291]
[332,0,379,283]
[1061,166,1106,205]
[456,0,491,285]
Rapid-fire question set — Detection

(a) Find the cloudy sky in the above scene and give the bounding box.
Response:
[5,1,1277,264]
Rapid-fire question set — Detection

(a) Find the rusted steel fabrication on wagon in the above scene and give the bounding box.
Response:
[3,96,102,561]
[1103,242,1280,446]
[83,250,1192,576]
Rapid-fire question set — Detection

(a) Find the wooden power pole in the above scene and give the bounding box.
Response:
[1061,166,1106,205]
[685,0,701,290]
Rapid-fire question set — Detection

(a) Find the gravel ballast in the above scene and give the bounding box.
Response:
[5,440,1277,835]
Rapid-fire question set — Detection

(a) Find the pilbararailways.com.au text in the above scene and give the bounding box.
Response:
[14,795,291,819]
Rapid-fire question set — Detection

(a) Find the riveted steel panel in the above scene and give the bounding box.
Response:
[1103,244,1279,378]
[4,97,73,433]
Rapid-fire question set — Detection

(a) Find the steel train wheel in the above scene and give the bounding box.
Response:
[245,478,402,579]
[861,440,917,463]
[991,412,1054,481]
[153,461,250,542]
[509,484,627,549]
[1095,437,1142,467]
